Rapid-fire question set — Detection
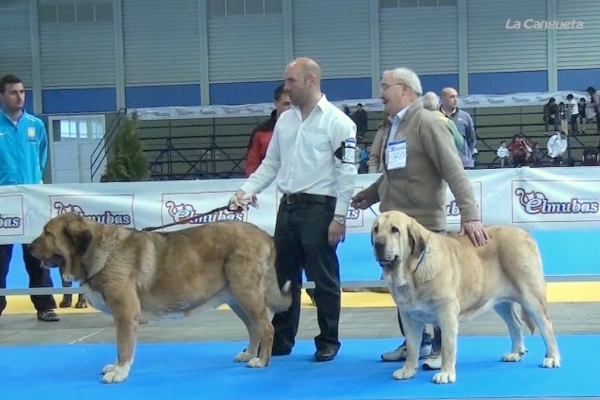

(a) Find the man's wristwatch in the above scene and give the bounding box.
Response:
[333,214,346,225]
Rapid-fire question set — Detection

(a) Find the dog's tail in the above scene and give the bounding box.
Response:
[264,241,293,314]
[266,280,293,314]
[517,304,537,335]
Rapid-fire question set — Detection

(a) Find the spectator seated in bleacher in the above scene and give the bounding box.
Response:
[543,97,560,135]
[531,142,543,166]
[582,146,599,166]
[547,131,568,166]
[508,133,534,167]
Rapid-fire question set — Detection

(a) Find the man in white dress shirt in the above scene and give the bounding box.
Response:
[231,57,358,362]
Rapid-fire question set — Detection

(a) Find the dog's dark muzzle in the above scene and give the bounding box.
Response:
[374,240,388,261]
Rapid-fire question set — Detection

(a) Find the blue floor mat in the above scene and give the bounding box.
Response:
[2,334,597,399]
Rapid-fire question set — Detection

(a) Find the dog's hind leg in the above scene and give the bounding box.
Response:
[517,290,561,368]
[494,301,526,362]
[228,300,262,363]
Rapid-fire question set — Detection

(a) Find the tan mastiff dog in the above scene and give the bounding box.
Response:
[371,210,560,384]
[29,212,292,384]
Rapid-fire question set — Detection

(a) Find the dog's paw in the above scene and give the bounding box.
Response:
[59,297,72,308]
[542,356,561,368]
[392,366,417,380]
[234,351,255,363]
[247,357,267,368]
[432,371,456,384]
[75,300,88,309]
[501,352,525,362]
[101,363,130,384]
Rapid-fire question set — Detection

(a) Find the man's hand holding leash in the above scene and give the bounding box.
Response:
[351,192,371,210]
[229,190,259,211]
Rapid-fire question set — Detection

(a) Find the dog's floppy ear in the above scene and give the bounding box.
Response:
[64,217,92,254]
[407,221,426,257]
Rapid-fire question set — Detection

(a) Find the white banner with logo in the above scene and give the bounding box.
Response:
[129,90,591,121]
[1,166,599,245]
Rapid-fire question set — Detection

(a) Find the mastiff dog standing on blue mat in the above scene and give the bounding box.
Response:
[371,210,561,384]
[29,212,292,384]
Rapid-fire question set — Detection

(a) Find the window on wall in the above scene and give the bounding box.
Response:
[38,2,113,24]
[208,0,283,17]
[380,0,456,7]
[51,117,105,142]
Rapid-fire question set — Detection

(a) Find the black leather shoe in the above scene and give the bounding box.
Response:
[314,348,338,362]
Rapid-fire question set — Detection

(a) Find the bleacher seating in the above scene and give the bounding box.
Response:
[98,105,599,181]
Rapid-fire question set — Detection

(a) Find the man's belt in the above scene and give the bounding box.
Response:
[281,193,334,205]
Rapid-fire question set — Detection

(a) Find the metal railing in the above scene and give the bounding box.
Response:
[87,106,599,182]
[134,106,597,176]
[89,108,128,182]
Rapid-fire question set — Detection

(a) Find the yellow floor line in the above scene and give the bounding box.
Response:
[3,282,599,316]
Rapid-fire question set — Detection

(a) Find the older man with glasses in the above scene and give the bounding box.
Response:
[352,67,488,371]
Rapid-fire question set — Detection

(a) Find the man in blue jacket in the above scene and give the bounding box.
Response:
[0,74,59,322]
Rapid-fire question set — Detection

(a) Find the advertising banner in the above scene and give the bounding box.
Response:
[1,166,600,245]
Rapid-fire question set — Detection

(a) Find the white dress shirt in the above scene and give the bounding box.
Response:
[240,94,358,216]
[385,106,410,166]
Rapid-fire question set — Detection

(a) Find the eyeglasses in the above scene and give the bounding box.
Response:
[380,83,404,91]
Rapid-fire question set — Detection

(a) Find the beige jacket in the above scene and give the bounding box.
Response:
[362,100,478,231]
[368,124,386,173]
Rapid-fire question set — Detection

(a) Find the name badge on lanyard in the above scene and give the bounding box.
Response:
[387,140,407,170]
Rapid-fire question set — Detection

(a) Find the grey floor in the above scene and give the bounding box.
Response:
[1,301,598,400]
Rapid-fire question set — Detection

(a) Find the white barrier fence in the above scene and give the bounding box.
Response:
[1,166,600,245]
[129,90,591,120]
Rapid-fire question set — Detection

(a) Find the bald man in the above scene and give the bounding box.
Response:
[440,87,476,169]
[232,57,358,362]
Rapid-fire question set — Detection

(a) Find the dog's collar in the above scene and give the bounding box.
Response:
[414,245,428,272]
[416,249,426,266]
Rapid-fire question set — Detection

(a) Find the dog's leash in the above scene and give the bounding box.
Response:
[141,204,243,232]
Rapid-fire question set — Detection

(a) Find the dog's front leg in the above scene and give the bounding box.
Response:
[102,289,140,384]
[432,305,460,384]
[392,310,424,381]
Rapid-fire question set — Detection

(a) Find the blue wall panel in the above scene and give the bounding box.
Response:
[42,88,117,114]
[320,77,371,101]
[210,78,371,105]
[558,68,600,92]
[24,90,34,114]
[37,68,600,114]
[209,76,458,105]
[210,81,283,106]
[125,85,201,109]
[419,74,459,96]
[469,71,548,95]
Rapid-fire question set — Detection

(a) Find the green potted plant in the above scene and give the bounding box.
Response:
[101,112,150,182]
